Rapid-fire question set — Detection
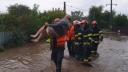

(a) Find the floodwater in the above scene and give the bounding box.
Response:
[0,35,128,72]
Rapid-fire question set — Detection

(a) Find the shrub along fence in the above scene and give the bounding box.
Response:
[0,4,65,50]
[112,27,128,35]
[0,32,13,48]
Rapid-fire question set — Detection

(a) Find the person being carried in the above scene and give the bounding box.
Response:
[30,18,60,42]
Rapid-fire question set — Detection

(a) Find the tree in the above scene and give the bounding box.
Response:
[32,4,39,16]
[88,6,117,29]
[88,6,105,28]
[39,8,65,23]
[113,14,128,27]
[88,6,103,21]
[8,4,31,16]
[101,11,110,28]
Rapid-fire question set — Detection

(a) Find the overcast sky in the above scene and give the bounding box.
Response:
[0,0,128,16]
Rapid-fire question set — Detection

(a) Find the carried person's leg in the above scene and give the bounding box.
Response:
[30,26,45,38]
[31,33,43,42]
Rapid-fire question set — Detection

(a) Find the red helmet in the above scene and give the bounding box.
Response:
[91,20,97,25]
[80,20,88,25]
[73,20,81,25]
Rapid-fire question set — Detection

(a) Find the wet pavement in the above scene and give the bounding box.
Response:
[0,35,128,72]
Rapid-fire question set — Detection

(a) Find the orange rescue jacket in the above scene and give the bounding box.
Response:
[57,35,67,47]
[67,25,75,41]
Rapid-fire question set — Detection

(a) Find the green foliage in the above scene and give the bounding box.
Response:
[0,14,18,32]
[40,9,65,23]
[113,14,128,27]
[88,6,103,21]
[1,3,127,48]
[88,6,128,29]
[88,6,105,28]
[0,4,65,47]
[8,4,31,17]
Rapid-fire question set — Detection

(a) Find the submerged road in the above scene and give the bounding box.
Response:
[0,35,128,72]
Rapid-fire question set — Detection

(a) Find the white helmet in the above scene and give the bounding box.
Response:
[73,20,81,25]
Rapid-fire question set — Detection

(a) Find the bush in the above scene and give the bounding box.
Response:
[0,4,65,48]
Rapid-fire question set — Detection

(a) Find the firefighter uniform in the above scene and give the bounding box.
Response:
[74,24,84,60]
[82,27,92,62]
[91,26,103,55]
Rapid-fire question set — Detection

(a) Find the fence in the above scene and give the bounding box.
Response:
[0,32,13,48]
[112,27,128,35]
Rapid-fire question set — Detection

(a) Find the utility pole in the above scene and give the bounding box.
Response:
[106,0,117,29]
[110,0,113,27]
[64,2,66,15]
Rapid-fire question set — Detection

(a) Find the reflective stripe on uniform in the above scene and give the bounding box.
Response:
[99,31,103,33]
[88,34,92,37]
[75,33,82,37]
[46,38,50,43]
[83,42,90,45]
[75,35,78,37]
[78,33,82,35]
[83,35,88,38]
[93,33,99,36]
[94,41,99,43]
[78,37,81,40]
[91,51,96,53]
[100,34,103,36]
[74,42,79,45]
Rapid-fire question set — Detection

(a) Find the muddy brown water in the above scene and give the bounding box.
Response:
[0,35,128,72]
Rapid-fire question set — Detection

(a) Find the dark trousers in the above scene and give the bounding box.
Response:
[91,43,99,53]
[67,41,74,57]
[83,45,91,59]
[51,47,65,72]
[75,44,83,60]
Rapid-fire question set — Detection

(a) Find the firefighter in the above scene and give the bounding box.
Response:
[90,20,103,56]
[81,20,93,62]
[73,20,84,60]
